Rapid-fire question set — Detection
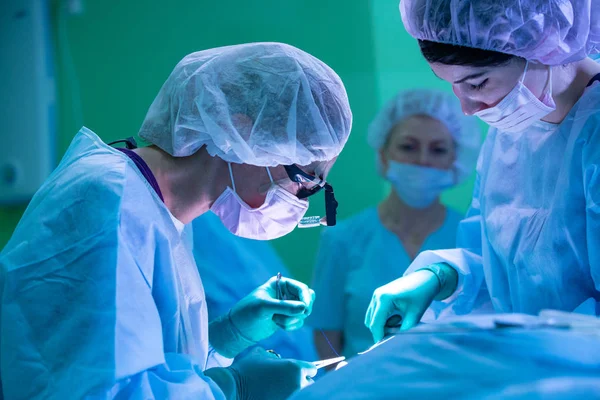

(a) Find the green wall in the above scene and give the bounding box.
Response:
[0,0,478,284]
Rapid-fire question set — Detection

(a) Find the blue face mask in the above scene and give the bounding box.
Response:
[385,161,455,209]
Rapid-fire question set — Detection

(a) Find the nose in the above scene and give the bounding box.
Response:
[416,151,433,167]
[452,86,487,116]
[461,99,489,116]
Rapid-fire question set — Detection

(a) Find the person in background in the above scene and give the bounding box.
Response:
[310,89,480,358]
[192,212,318,361]
[366,0,600,343]
[0,42,352,400]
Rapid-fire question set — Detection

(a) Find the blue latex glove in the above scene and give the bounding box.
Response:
[205,347,317,400]
[210,276,315,358]
[364,269,441,343]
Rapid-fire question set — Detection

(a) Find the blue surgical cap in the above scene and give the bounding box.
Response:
[400,0,600,65]
[139,42,353,167]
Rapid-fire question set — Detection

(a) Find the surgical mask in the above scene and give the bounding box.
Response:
[386,161,455,209]
[211,164,309,240]
[475,61,555,133]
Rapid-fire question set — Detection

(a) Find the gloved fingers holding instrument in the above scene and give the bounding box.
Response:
[205,347,317,400]
[271,274,316,316]
[252,275,316,330]
[210,275,316,358]
[364,264,458,343]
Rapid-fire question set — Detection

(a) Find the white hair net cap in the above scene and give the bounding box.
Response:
[368,88,481,184]
[139,42,352,167]
[400,0,600,65]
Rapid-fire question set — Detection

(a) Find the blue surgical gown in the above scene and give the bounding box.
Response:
[308,206,463,356]
[0,128,230,399]
[192,212,318,361]
[405,82,600,317]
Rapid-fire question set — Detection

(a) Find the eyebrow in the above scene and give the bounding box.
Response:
[400,136,452,145]
[431,69,487,84]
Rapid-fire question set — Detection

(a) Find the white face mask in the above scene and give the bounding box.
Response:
[210,164,309,240]
[386,161,455,209]
[475,61,555,133]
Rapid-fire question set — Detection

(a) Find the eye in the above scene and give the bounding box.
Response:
[470,79,488,91]
[399,144,415,152]
[433,147,449,155]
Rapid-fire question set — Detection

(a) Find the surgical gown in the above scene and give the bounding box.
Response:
[405,81,600,318]
[0,128,231,399]
[192,212,318,361]
[309,207,462,356]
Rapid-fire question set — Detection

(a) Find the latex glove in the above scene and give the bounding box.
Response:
[210,276,315,358]
[364,269,441,343]
[205,347,317,400]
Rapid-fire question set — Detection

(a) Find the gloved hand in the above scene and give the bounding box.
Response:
[364,269,442,343]
[205,347,317,400]
[210,276,315,358]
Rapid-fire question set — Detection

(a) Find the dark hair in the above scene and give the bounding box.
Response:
[418,40,519,67]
